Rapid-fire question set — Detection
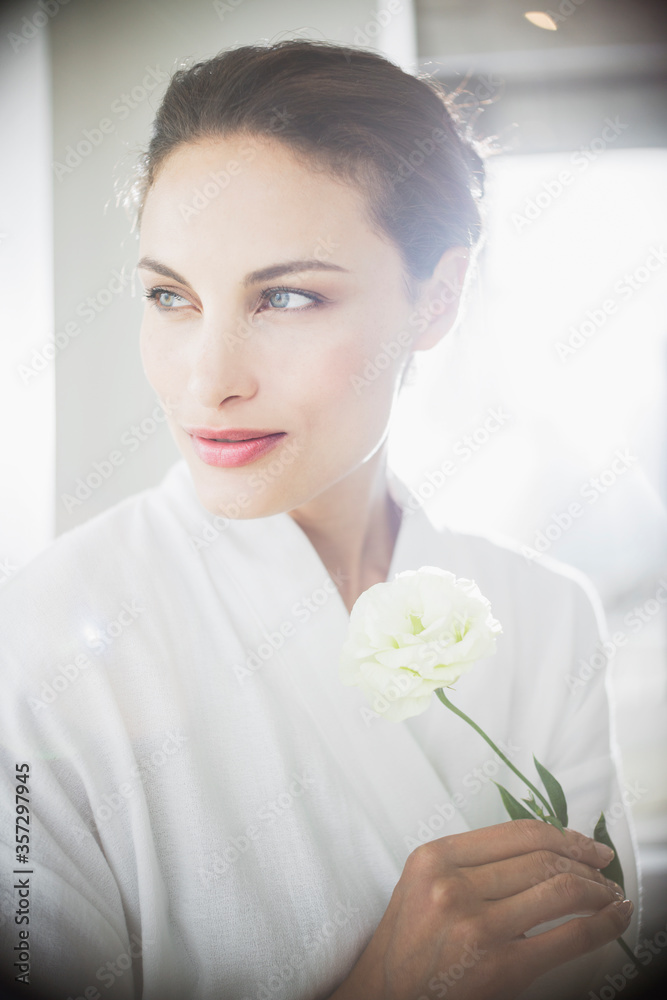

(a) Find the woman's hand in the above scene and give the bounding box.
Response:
[329,819,633,1000]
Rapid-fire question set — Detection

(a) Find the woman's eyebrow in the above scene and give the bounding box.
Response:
[137,257,191,285]
[242,259,349,286]
[137,256,349,289]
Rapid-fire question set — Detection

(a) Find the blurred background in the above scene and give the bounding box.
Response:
[1,0,666,972]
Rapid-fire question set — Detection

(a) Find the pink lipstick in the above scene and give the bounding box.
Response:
[184,427,287,468]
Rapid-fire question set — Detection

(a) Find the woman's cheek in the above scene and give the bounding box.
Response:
[139,324,161,390]
[140,326,182,399]
[348,341,408,412]
[340,302,413,394]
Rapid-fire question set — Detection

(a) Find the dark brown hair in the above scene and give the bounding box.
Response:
[128,40,486,283]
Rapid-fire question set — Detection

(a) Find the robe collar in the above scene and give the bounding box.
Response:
[165,459,471,850]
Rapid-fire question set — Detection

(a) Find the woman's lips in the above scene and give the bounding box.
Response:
[186,430,287,468]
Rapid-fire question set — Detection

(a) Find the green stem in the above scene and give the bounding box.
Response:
[617,936,636,963]
[435,690,635,966]
[435,688,556,819]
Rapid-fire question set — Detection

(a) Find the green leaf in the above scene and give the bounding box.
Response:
[522,796,546,819]
[594,812,625,893]
[494,782,536,821]
[543,814,565,833]
[533,755,569,827]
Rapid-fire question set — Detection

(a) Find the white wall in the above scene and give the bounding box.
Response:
[0,1,54,578]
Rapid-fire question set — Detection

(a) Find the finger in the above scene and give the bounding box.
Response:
[465,850,624,901]
[433,819,615,870]
[517,898,634,981]
[493,872,625,939]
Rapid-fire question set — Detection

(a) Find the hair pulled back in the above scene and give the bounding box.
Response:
[129,40,486,283]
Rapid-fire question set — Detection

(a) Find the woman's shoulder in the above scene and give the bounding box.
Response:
[417,512,605,636]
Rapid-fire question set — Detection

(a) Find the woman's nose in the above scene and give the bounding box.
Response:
[186,315,263,409]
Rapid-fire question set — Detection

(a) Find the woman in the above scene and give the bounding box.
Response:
[0,40,638,1000]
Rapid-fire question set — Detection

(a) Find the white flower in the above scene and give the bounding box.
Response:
[340,566,502,722]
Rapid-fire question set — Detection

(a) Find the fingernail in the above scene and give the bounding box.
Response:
[614,899,634,919]
[594,842,615,862]
[606,880,624,898]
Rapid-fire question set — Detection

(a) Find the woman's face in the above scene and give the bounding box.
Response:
[138,134,422,520]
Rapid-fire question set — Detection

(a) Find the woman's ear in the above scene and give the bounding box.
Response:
[411,246,470,352]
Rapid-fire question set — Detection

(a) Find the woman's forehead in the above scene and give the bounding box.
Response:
[139,137,401,279]
[146,134,361,205]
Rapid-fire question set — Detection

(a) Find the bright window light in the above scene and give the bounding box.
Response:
[524,11,559,30]
[390,148,667,603]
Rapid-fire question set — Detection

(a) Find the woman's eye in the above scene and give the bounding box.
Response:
[143,285,321,314]
[145,288,190,310]
[261,288,319,311]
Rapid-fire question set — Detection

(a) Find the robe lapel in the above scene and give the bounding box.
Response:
[209,471,472,863]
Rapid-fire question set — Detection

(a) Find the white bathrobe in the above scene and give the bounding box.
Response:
[0,459,639,1000]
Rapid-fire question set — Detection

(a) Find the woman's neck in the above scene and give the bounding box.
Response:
[287,448,403,614]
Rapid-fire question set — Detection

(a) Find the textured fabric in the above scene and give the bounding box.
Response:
[0,459,640,1000]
